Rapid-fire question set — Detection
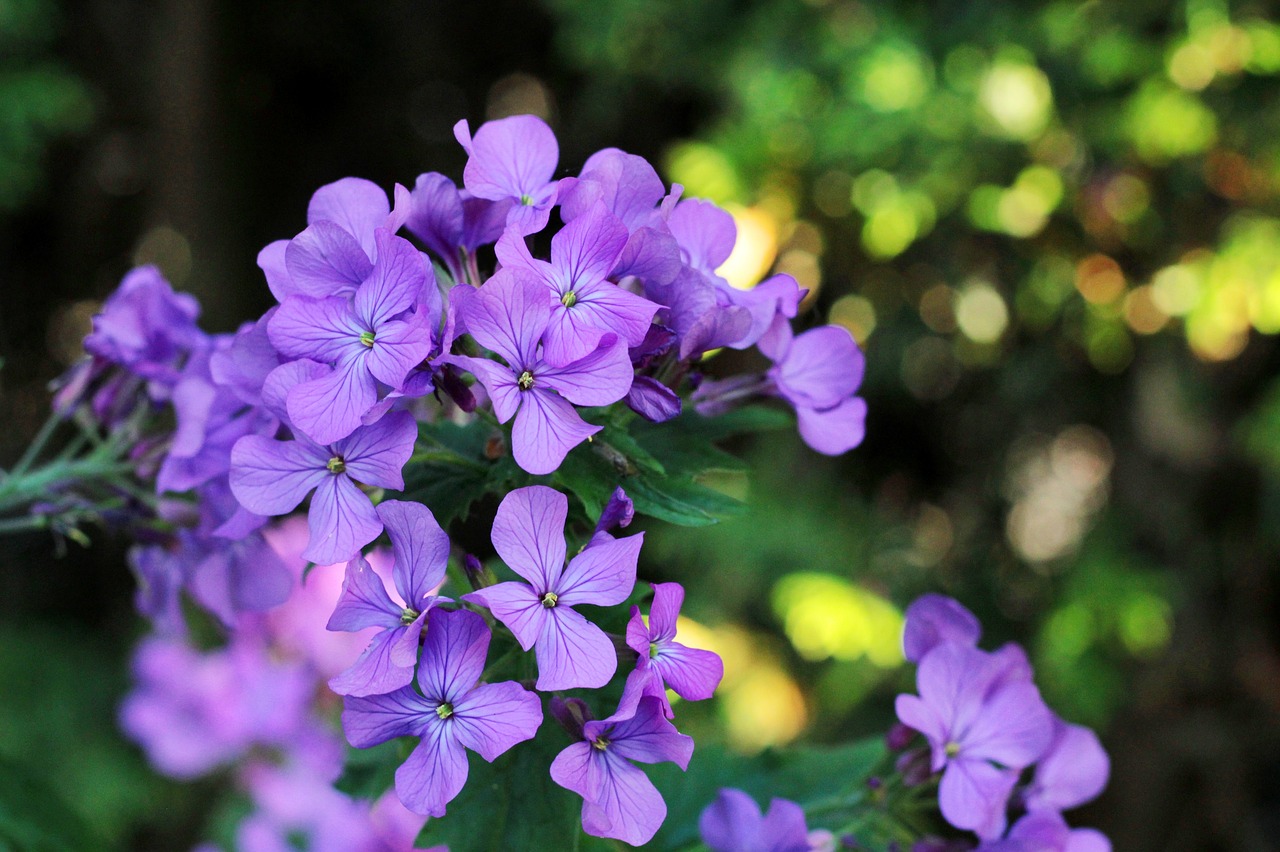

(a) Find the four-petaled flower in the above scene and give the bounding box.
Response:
[620,582,723,718]
[342,608,543,817]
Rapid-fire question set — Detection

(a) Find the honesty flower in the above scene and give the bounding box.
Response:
[269,229,433,445]
[698,788,813,852]
[464,485,641,691]
[405,171,508,283]
[895,642,1053,839]
[620,582,723,718]
[342,608,542,817]
[327,500,452,697]
[229,410,417,565]
[550,695,694,846]
[449,268,633,475]
[454,114,559,236]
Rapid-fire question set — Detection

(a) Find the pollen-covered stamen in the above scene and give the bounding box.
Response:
[401,607,421,625]
[517,370,535,391]
[359,330,376,348]
[648,641,660,659]
[326,456,346,474]
[560,290,578,308]
[541,591,558,608]
[591,735,610,751]
[436,702,454,720]
[519,193,534,206]
[945,741,961,758]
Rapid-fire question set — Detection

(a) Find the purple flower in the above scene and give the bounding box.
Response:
[404,172,508,283]
[269,229,432,445]
[464,485,641,691]
[341,608,543,817]
[261,177,411,302]
[903,594,983,663]
[550,695,694,846]
[698,788,812,852]
[209,313,282,408]
[454,114,559,236]
[496,202,661,366]
[1023,717,1110,813]
[757,316,867,456]
[591,486,635,543]
[977,811,1111,852]
[84,265,206,392]
[327,500,452,697]
[620,582,724,718]
[895,643,1054,839]
[228,410,417,566]
[449,268,633,475]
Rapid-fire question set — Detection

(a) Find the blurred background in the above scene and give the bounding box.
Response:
[2,0,1280,848]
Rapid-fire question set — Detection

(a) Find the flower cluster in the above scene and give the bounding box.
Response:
[42,112,871,847]
[894,595,1111,849]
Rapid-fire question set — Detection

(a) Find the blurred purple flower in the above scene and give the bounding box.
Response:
[977,811,1111,852]
[698,788,812,852]
[1023,716,1110,813]
[903,594,983,663]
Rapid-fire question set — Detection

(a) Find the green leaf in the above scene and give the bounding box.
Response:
[415,719,582,851]
[553,444,620,521]
[334,740,404,801]
[400,421,515,526]
[0,756,113,851]
[624,474,746,527]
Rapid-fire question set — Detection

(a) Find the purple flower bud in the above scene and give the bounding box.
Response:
[550,696,592,740]
[886,721,917,751]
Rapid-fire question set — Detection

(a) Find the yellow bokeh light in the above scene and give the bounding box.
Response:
[830,294,877,346]
[860,43,932,112]
[722,665,807,753]
[771,573,904,668]
[716,205,779,290]
[979,61,1054,141]
[955,281,1009,343]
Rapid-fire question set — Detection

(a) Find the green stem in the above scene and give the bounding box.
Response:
[5,411,62,480]
[0,515,50,535]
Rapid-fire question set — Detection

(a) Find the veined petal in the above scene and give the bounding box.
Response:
[286,359,378,446]
[647,582,684,642]
[451,681,543,761]
[511,390,600,475]
[364,312,432,389]
[460,267,549,366]
[337,410,418,489]
[303,474,382,565]
[462,114,558,203]
[328,626,416,698]
[448,355,521,422]
[416,608,489,704]
[307,177,390,258]
[557,531,642,607]
[355,230,428,329]
[229,435,326,516]
[406,172,463,265]
[938,759,1017,840]
[960,680,1052,769]
[260,359,329,425]
[534,605,616,691]
[668,198,735,273]
[535,337,633,407]
[599,696,693,769]
[257,239,296,302]
[286,221,372,297]
[575,284,661,346]
[776,324,864,410]
[462,582,546,651]
[342,685,431,747]
[579,752,667,847]
[326,557,401,632]
[395,723,469,818]
[653,642,723,702]
[541,305,608,369]
[491,485,567,590]
[268,294,361,363]
[552,202,629,289]
[377,500,450,608]
[390,605,430,668]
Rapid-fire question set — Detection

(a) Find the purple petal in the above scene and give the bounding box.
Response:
[354,230,428,329]
[342,685,431,747]
[775,324,865,410]
[669,198,736,273]
[939,759,1018,839]
[653,642,723,702]
[462,582,546,651]
[961,680,1053,769]
[286,359,378,446]
[307,177,391,257]
[260,359,328,424]
[461,267,549,367]
[406,172,464,267]
[416,608,489,703]
[795,397,867,456]
[451,681,543,761]
[326,557,401,632]
[613,226,682,287]
[535,337,634,407]
[1025,718,1110,812]
[535,605,617,691]
[699,788,765,852]
[268,295,361,363]
[647,582,684,641]
[903,594,983,664]
[596,696,693,768]
[553,203,629,288]
[894,694,948,769]
[377,500,450,609]
[395,724,468,817]
[572,284,661,346]
[390,606,431,668]
[336,411,417,489]
[303,474,382,565]
[916,644,1000,746]
[462,114,558,204]
[557,532,642,607]
[364,312,432,389]
[328,626,416,698]
[286,221,373,297]
[580,753,667,847]
[491,485,567,591]
[257,240,296,302]
[449,355,521,421]
[229,435,327,516]
[562,149,666,230]
[761,798,812,852]
[511,389,601,475]
[721,273,804,350]
[626,376,682,422]
[542,305,609,368]
[209,313,280,407]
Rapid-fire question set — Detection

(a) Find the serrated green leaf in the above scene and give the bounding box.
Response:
[414,718,581,851]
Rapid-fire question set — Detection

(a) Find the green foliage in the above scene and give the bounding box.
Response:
[0,756,112,852]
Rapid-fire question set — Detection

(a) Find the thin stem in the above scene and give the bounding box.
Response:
[0,515,49,535]
[7,411,62,479]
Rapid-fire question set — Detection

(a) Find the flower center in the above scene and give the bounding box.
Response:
[326,456,346,474]
[591,736,610,751]
[560,290,578,308]
[400,607,420,625]
[359,330,376,348]
[519,193,534,206]
[541,591,558,608]
[436,702,454,720]
[648,641,660,659]
[944,741,961,758]
[517,370,535,391]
